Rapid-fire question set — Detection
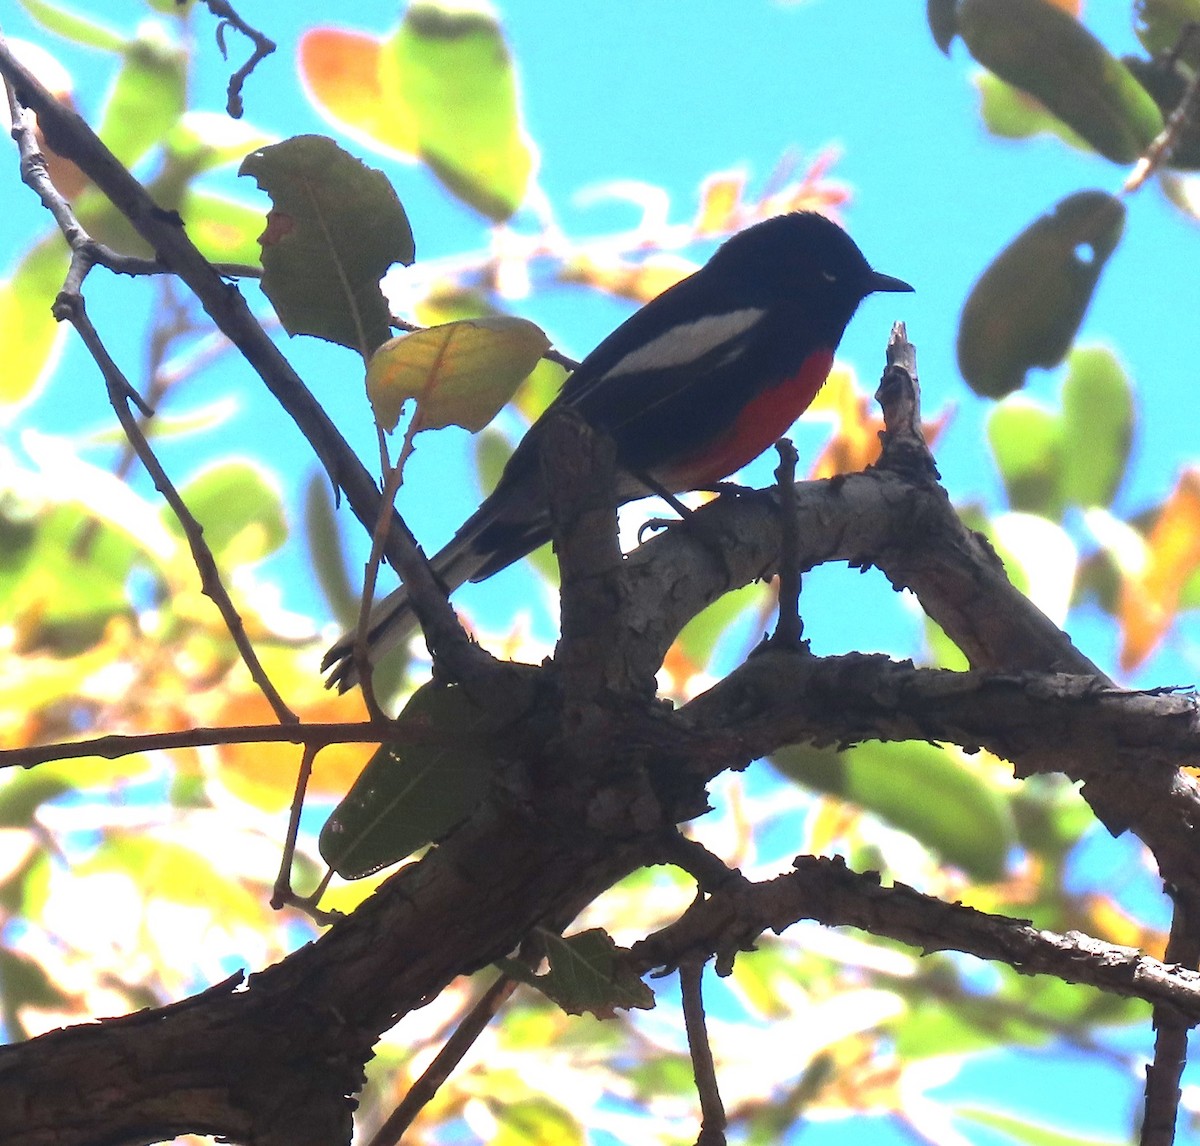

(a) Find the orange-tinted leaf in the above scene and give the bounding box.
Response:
[1118,468,1200,671]
[297,28,418,158]
[214,658,374,812]
[808,368,951,479]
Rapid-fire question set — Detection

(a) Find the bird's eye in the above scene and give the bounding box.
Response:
[821,269,838,283]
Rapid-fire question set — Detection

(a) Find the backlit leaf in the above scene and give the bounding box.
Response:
[97,24,187,169]
[771,740,1015,881]
[168,459,287,567]
[956,1105,1127,1146]
[366,316,549,434]
[0,235,69,409]
[1118,468,1200,671]
[16,0,123,51]
[986,397,1064,518]
[380,1,535,220]
[1059,347,1134,509]
[975,72,1089,151]
[1134,0,1200,58]
[297,28,417,157]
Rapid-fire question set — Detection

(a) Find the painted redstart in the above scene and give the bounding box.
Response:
[324,211,911,689]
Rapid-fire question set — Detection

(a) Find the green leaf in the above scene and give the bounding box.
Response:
[1010,774,1094,859]
[771,740,1016,881]
[493,1098,585,1146]
[975,72,1089,151]
[178,190,270,265]
[500,929,654,1016]
[0,235,69,408]
[0,770,71,828]
[97,23,187,169]
[16,0,124,52]
[674,582,766,672]
[380,1,536,220]
[319,682,514,878]
[956,1105,1127,1146]
[957,191,1125,398]
[0,947,74,1041]
[84,397,239,446]
[1059,347,1134,508]
[366,317,550,434]
[957,0,1164,163]
[987,398,1065,518]
[165,111,275,175]
[239,135,415,357]
[894,960,1143,1058]
[0,488,154,637]
[168,459,287,566]
[1135,0,1200,58]
[304,470,361,633]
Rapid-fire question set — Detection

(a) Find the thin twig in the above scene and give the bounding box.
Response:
[54,290,299,726]
[1,721,392,771]
[196,0,276,119]
[680,958,726,1146]
[365,972,521,1146]
[657,830,740,895]
[271,743,320,911]
[1125,24,1200,193]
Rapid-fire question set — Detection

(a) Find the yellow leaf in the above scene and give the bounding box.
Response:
[559,252,697,305]
[1118,468,1200,671]
[366,317,550,434]
[694,171,744,235]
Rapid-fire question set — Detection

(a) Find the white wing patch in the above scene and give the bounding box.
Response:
[603,307,765,378]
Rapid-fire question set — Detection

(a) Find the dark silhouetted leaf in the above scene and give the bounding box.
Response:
[958,0,1163,162]
[320,682,527,878]
[239,135,414,356]
[927,0,959,54]
[957,191,1125,398]
[500,929,654,1016]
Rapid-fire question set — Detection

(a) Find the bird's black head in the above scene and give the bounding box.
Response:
[708,211,913,311]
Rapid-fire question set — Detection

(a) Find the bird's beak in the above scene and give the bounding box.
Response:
[870,270,915,294]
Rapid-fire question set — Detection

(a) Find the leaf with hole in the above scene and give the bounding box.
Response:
[239,135,414,356]
[957,190,1125,398]
[500,929,654,1017]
